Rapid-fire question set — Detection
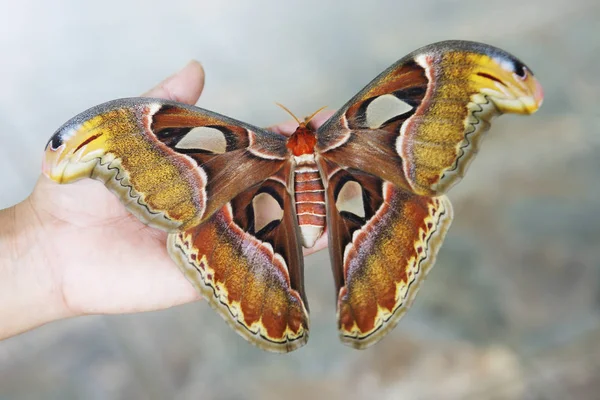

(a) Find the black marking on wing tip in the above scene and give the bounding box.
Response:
[513,59,528,78]
[47,131,63,150]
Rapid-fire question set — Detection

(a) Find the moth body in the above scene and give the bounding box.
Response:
[282,106,328,248]
[292,153,326,248]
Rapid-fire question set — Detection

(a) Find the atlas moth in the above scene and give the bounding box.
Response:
[43,40,543,352]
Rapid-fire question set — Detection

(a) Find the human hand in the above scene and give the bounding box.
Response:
[0,61,331,339]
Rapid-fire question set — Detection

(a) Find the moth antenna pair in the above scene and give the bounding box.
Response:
[276,103,327,127]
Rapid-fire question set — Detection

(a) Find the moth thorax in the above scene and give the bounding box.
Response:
[286,126,317,156]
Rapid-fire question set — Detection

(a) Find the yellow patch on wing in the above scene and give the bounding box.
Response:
[167,205,309,353]
[43,103,206,230]
[400,50,543,195]
[338,186,453,349]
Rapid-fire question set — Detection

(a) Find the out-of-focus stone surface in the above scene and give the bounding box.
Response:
[1,0,599,399]
[259,337,525,400]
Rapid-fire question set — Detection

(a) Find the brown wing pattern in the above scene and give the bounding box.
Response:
[316,41,542,348]
[43,98,307,352]
[317,40,544,196]
[318,160,452,348]
[167,164,309,352]
[43,98,288,231]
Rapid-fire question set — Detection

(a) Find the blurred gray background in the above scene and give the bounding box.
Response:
[1,0,599,399]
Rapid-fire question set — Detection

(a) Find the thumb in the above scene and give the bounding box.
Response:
[142,60,205,105]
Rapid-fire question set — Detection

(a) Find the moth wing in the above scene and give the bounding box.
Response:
[167,163,309,352]
[316,40,543,196]
[43,98,289,231]
[318,159,452,348]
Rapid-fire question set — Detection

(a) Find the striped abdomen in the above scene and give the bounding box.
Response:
[294,156,326,248]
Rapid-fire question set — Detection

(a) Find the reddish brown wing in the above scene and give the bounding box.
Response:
[168,164,309,352]
[317,160,452,348]
[43,98,289,230]
[316,40,543,197]
[315,41,542,348]
[43,98,309,352]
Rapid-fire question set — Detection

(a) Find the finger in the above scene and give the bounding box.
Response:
[308,110,335,129]
[267,110,335,136]
[142,60,205,105]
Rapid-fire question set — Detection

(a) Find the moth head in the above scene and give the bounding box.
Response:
[43,114,109,183]
[471,53,544,115]
[277,103,326,156]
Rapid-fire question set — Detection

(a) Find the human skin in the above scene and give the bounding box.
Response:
[0,61,330,340]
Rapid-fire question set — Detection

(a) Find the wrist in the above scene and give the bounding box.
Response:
[0,193,72,340]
